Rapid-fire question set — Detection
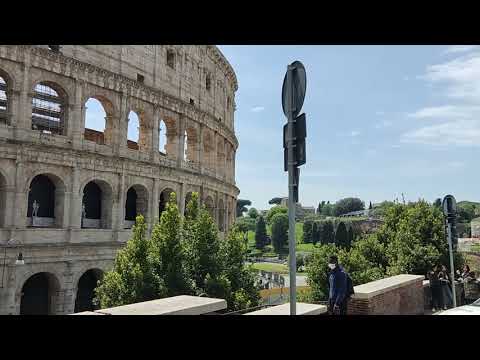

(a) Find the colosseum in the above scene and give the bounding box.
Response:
[0,45,239,315]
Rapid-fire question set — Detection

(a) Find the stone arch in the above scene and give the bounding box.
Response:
[184,191,194,215]
[83,96,116,146]
[31,81,68,136]
[159,187,176,219]
[203,130,215,170]
[218,198,225,232]
[80,179,113,229]
[216,137,226,176]
[124,184,149,228]
[128,104,152,152]
[19,272,61,315]
[0,170,6,227]
[204,195,215,219]
[185,123,198,162]
[127,110,140,150]
[27,173,66,228]
[158,119,168,154]
[0,68,13,125]
[74,268,104,313]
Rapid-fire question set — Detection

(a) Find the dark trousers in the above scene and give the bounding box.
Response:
[329,299,348,315]
[431,285,444,309]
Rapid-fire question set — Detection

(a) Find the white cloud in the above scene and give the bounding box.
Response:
[251,106,265,113]
[376,111,385,116]
[444,45,478,54]
[350,130,360,137]
[404,48,480,147]
[391,144,401,148]
[401,119,480,146]
[407,105,480,120]
[424,51,480,101]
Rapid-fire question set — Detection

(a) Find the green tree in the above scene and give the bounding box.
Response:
[266,205,288,225]
[303,219,314,244]
[184,207,223,293]
[95,215,165,308]
[317,201,326,215]
[369,201,373,210]
[248,207,259,219]
[236,199,251,217]
[458,203,476,223]
[333,197,365,216]
[269,197,283,205]
[335,221,349,249]
[321,201,334,216]
[150,192,192,297]
[271,212,289,253]
[305,243,339,301]
[255,216,268,249]
[221,226,260,311]
[320,220,335,244]
[433,198,442,209]
[381,201,464,276]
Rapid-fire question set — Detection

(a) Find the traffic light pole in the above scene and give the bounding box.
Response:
[447,222,457,308]
[286,65,297,315]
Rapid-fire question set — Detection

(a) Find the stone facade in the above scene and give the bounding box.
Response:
[0,45,239,314]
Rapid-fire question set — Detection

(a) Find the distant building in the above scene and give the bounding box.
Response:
[471,217,480,238]
[339,209,371,218]
[278,197,315,221]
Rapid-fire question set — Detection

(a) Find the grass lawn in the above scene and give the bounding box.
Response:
[250,262,289,274]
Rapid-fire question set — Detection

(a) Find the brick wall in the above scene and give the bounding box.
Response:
[347,275,424,315]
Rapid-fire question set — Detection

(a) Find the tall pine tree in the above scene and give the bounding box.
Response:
[255,215,268,249]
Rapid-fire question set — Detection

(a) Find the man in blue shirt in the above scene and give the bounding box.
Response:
[328,255,348,315]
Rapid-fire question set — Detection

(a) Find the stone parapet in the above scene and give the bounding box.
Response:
[348,274,424,315]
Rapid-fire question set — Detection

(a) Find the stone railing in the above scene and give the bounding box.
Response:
[244,302,327,315]
[72,295,227,315]
[348,274,425,315]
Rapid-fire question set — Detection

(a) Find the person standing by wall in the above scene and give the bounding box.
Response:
[327,255,348,315]
[428,265,444,312]
[439,265,453,310]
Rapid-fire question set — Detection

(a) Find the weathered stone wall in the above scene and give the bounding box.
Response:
[0,45,240,315]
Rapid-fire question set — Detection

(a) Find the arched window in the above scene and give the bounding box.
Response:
[127,111,140,150]
[124,185,148,228]
[218,199,225,232]
[184,130,188,161]
[206,73,211,91]
[84,97,112,145]
[81,180,112,229]
[74,269,104,313]
[0,172,6,228]
[159,188,175,220]
[31,82,66,135]
[20,272,60,315]
[27,174,65,228]
[204,196,215,220]
[159,120,167,154]
[185,125,198,163]
[0,74,7,124]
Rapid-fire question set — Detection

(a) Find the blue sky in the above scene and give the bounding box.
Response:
[218,45,480,210]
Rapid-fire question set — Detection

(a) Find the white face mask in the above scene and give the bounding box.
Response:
[328,263,336,270]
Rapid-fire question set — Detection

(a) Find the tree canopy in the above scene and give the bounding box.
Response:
[333,197,365,216]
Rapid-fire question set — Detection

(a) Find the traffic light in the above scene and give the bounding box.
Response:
[283,113,307,171]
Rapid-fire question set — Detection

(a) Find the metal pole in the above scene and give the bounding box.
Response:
[447,223,457,308]
[286,65,296,315]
